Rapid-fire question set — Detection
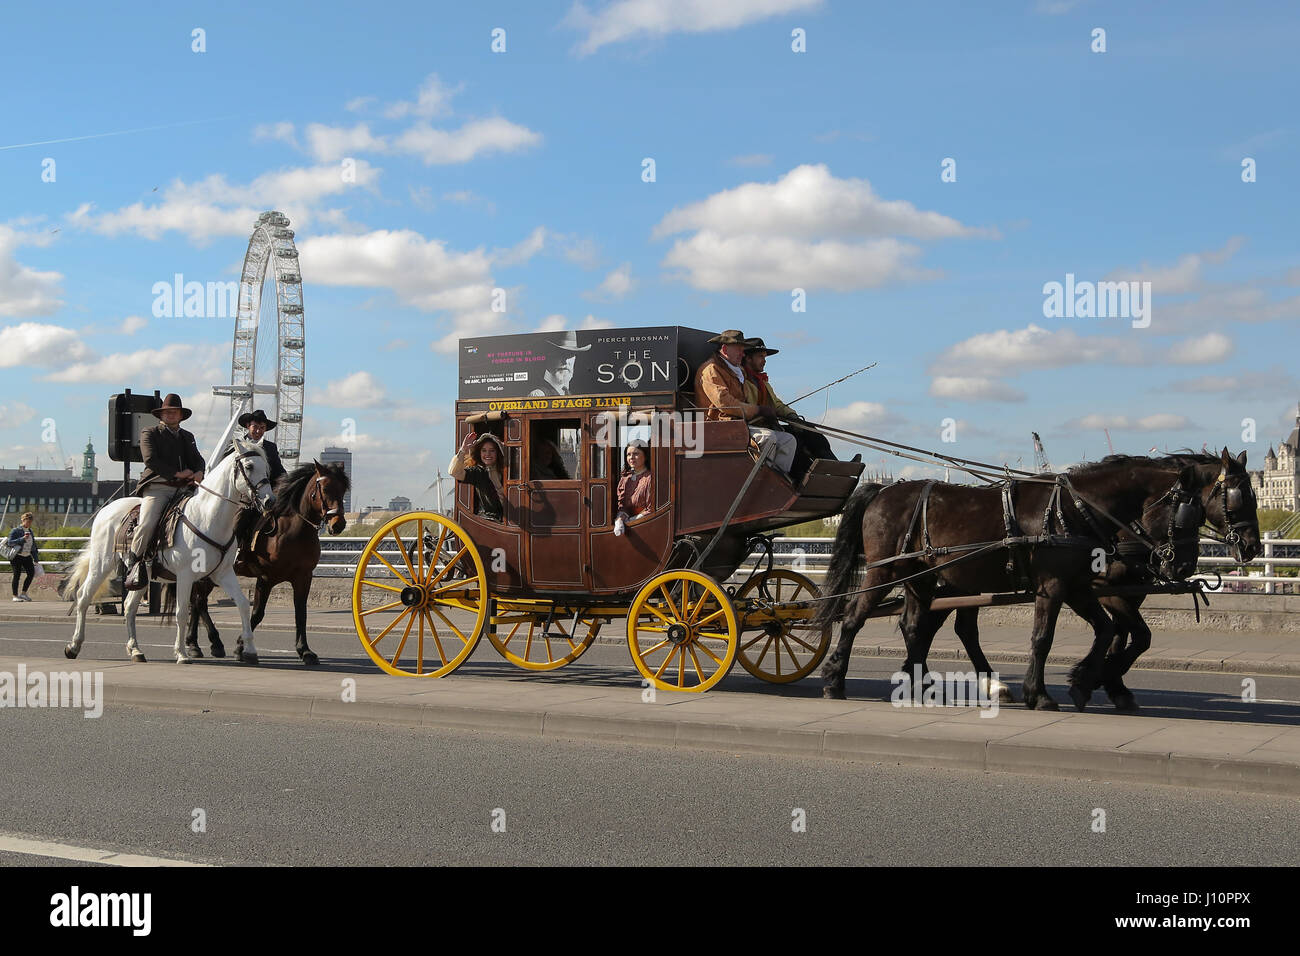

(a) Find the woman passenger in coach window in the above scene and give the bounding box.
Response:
[614,442,652,537]
[449,431,505,522]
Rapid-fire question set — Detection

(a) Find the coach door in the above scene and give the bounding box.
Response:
[523,416,587,588]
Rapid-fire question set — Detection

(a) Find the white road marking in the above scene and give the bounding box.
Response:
[0,831,213,866]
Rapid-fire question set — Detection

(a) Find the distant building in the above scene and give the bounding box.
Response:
[1253,403,1300,512]
[321,446,352,512]
[387,496,412,512]
[0,477,118,525]
[0,464,84,482]
[81,437,98,482]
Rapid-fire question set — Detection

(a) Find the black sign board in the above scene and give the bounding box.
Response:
[107,390,162,463]
[457,326,717,401]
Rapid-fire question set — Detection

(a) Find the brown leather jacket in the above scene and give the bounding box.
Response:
[136,424,206,493]
[694,354,760,422]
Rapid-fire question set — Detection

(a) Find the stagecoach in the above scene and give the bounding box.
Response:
[349,326,865,691]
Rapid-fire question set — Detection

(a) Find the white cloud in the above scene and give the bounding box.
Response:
[69,161,381,242]
[653,164,991,242]
[565,0,825,55]
[928,376,1027,402]
[0,401,37,429]
[312,370,389,409]
[932,324,1126,375]
[384,74,463,120]
[304,122,388,162]
[583,262,636,301]
[653,165,990,293]
[1065,413,1193,432]
[0,322,90,366]
[43,342,224,384]
[535,314,569,332]
[253,121,299,148]
[0,226,63,316]
[120,315,147,335]
[822,401,898,430]
[560,236,601,269]
[493,226,548,267]
[1163,331,1233,364]
[392,117,542,165]
[1106,237,1244,296]
[345,96,376,112]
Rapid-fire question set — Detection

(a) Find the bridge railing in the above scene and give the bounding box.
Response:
[30,533,1300,594]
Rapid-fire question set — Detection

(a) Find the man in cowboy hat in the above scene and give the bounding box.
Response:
[529,330,590,397]
[125,393,206,590]
[238,409,287,485]
[742,336,839,482]
[693,329,797,474]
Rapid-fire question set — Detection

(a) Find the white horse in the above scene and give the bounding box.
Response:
[63,438,276,664]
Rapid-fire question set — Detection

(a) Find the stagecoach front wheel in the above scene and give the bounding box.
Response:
[735,570,830,684]
[351,511,488,677]
[627,570,738,693]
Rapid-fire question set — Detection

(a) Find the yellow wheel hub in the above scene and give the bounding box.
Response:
[627,569,738,693]
[735,569,830,684]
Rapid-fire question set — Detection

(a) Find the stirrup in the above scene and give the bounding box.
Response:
[124,555,148,591]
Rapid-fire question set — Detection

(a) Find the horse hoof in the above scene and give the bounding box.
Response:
[1068,686,1090,712]
[301,651,320,666]
[239,652,259,666]
[209,638,225,658]
[175,656,192,665]
[131,652,147,663]
[1112,693,1140,713]
[64,644,78,659]
[822,686,846,701]
[184,643,203,659]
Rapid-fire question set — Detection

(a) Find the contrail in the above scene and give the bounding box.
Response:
[0,115,241,151]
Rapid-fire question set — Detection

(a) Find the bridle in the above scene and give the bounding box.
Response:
[300,472,345,530]
[1211,466,1256,549]
[194,449,273,512]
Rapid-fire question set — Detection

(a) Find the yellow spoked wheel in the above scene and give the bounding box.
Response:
[351,512,488,677]
[627,570,738,693]
[735,569,830,684]
[489,612,603,671]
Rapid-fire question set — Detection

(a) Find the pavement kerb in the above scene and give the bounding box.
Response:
[4,611,1296,676]
[6,655,1294,797]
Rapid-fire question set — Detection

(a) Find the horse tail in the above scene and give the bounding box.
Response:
[61,546,94,612]
[161,583,176,624]
[816,482,884,627]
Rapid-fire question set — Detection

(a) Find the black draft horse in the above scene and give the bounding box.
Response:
[929,450,1260,712]
[817,454,1208,710]
[184,461,349,665]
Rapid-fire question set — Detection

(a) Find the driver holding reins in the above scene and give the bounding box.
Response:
[125,393,205,591]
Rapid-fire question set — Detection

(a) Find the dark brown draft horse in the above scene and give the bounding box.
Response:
[185,461,349,665]
[817,455,1206,710]
[927,450,1260,712]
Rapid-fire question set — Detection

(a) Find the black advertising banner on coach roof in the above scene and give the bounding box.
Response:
[457,326,718,401]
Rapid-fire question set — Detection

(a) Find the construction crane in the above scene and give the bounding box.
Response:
[1031,432,1053,473]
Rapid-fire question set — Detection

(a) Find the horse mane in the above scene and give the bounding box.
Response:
[268,461,351,518]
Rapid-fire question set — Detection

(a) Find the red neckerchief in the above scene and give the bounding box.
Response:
[751,370,771,404]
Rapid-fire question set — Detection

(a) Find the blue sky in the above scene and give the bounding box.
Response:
[1,0,1297,508]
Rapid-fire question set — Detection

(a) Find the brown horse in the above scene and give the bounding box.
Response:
[817,455,1206,709]
[185,461,349,664]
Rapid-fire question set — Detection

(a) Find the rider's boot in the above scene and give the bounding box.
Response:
[124,551,149,591]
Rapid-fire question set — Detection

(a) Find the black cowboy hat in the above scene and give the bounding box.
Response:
[238,409,277,430]
[545,330,591,352]
[707,329,746,346]
[743,336,779,356]
[150,393,192,420]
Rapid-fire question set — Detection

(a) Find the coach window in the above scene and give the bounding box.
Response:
[532,420,581,480]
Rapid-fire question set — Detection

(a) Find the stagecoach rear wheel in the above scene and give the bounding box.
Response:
[489,612,603,671]
[735,570,830,684]
[351,511,488,677]
[627,570,738,693]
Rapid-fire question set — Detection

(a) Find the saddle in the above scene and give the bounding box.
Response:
[115,488,198,583]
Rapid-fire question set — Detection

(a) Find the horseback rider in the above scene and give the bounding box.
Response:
[233,409,287,549]
[125,393,205,591]
[693,329,797,474]
[742,336,841,482]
